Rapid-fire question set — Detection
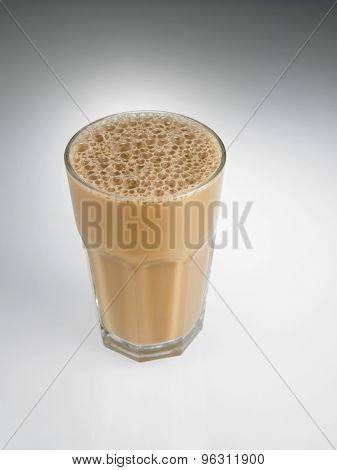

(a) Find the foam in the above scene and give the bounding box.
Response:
[68,112,222,199]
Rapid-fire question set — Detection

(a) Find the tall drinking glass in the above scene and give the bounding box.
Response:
[65,111,225,361]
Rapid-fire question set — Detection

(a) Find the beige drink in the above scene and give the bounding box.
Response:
[65,112,225,361]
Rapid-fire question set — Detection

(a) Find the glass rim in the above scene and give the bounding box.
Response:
[64,110,226,202]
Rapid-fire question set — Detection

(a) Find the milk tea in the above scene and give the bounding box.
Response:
[65,112,225,361]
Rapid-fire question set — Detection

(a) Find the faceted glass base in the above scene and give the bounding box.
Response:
[100,308,205,362]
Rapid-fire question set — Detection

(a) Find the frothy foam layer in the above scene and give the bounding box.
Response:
[68,112,222,199]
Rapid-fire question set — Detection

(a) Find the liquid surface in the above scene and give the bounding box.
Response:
[68,112,222,199]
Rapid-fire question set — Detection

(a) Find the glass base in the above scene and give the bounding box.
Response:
[100,308,205,362]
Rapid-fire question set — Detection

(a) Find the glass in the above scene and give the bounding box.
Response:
[65,111,226,361]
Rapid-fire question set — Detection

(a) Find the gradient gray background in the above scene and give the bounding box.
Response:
[0,0,336,450]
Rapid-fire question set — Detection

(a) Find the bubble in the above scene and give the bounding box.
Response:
[125,178,139,189]
[119,142,131,151]
[174,136,184,145]
[115,162,126,171]
[163,117,172,126]
[185,132,195,140]
[77,143,89,152]
[113,177,122,185]
[136,132,146,139]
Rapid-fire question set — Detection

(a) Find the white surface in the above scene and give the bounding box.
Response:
[0,1,336,449]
